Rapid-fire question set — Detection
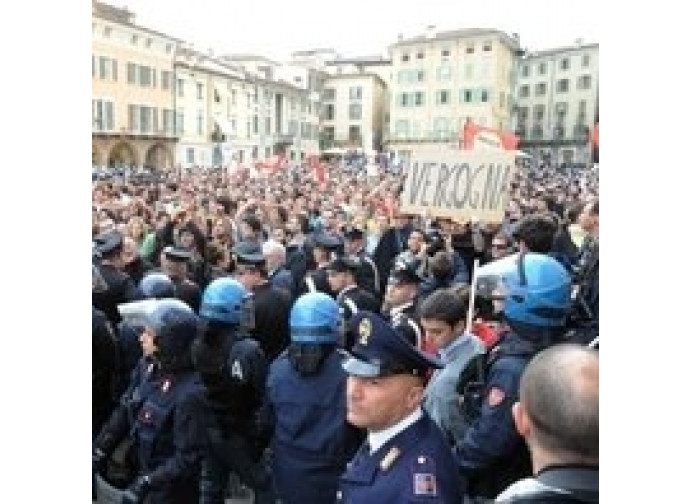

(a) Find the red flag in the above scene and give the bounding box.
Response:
[462,121,520,151]
[591,123,599,148]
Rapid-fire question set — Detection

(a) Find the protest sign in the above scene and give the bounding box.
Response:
[399,148,515,222]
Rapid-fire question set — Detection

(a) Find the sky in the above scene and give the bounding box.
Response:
[109,0,601,60]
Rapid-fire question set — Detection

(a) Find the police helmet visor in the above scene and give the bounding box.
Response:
[474,252,520,299]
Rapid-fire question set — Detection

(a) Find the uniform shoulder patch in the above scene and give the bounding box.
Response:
[413,472,437,496]
[487,386,506,407]
[379,446,401,471]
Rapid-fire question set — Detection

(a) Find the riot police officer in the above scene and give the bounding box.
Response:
[337,312,464,503]
[327,256,381,350]
[93,298,206,504]
[260,292,362,504]
[455,252,572,500]
[191,277,274,504]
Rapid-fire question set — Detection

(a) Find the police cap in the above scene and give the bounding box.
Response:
[313,233,342,250]
[94,230,124,256]
[343,311,442,378]
[388,258,423,285]
[163,245,192,263]
[232,241,265,266]
[326,255,361,274]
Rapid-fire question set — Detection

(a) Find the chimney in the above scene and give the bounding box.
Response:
[425,25,437,39]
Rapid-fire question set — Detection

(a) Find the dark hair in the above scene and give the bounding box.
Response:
[420,288,468,325]
[513,213,557,253]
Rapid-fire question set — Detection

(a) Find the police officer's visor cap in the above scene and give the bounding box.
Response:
[163,245,192,262]
[326,256,361,273]
[232,241,265,265]
[342,311,442,378]
[94,230,124,256]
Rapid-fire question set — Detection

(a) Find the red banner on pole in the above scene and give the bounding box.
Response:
[462,121,520,151]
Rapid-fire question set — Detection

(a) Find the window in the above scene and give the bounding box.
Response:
[349,86,362,100]
[481,89,489,102]
[531,124,543,139]
[577,75,592,90]
[214,89,221,103]
[555,102,568,123]
[231,89,237,105]
[560,58,570,71]
[437,66,452,81]
[416,51,424,59]
[323,88,335,100]
[578,100,587,122]
[161,71,171,90]
[519,85,530,98]
[399,93,410,107]
[197,83,204,100]
[436,90,450,105]
[462,89,472,103]
[521,65,530,77]
[348,125,361,142]
[349,103,362,120]
[99,57,109,79]
[176,109,184,134]
[265,117,271,135]
[163,109,174,134]
[414,92,424,106]
[464,64,473,79]
[534,104,545,121]
[197,109,204,135]
[557,79,569,93]
[402,53,410,62]
[395,120,410,138]
[415,70,424,82]
[139,66,152,87]
[466,44,474,54]
[139,106,153,133]
[500,92,505,108]
[441,49,450,57]
[166,43,173,54]
[518,107,529,121]
[536,82,547,96]
[433,117,450,138]
[145,38,152,48]
[177,79,184,97]
[104,26,111,37]
[92,55,96,78]
[127,62,137,83]
[112,60,118,81]
[482,41,492,52]
[253,115,258,134]
[92,99,114,131]
[128,104,139,131]
[186,148,195,164]
[582,54,590,67]
[539,62,547,75]
[131,34,138,45]
[323,104,335,120]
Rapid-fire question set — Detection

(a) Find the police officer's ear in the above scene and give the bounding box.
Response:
[512,401,531,439]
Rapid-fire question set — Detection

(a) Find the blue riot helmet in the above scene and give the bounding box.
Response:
[118,298,198,370]
[199,277,255,329]
[501,252,572,329]
[139,272,176,299]
[290,292,341,344]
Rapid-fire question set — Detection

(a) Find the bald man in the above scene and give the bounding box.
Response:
[496,343,598,503]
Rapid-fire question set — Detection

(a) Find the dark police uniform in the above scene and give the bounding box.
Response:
[329,257,381,350]
[92,306,120,439]
[234,241,292,362]
[496,465,599,503]
[92,230,142,325]
[162,246,202,313]
[382,259,424,348]
[343,226,381,298]
[302,233,342,297]
[337,312,464,503]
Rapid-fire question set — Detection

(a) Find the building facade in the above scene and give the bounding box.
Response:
[92,1,180,170]
[515,42,599,166]
[386,27,522,162]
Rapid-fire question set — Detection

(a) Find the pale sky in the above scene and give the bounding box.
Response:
[110,0,601,60]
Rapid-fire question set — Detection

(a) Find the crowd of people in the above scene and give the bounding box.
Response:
[92,158,599,503]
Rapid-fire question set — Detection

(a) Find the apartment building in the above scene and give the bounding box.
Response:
[92,1,180,170]
[387,27,522,162]
[516,42,599,165]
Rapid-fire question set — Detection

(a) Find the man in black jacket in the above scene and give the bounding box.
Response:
[496,344,598,503]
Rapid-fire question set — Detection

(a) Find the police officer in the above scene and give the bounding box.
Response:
[381,258,424,348]
[191,277,274,504]
[93,298,206,504]
[93,230,142,325]
[233,241,291,362]
[302,233,342,297]
[260,292,362,504]
[160,245,202,313]
[116,272,177,395]
[337,311,465,503]
[93,265,120,440]
[343,226,381,298]
[454,252,572,500]
[327,256,381,350]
